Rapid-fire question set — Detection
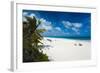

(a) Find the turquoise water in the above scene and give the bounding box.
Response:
[44,36,91,40]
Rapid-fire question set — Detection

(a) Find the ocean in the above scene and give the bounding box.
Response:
[44,36,91,40]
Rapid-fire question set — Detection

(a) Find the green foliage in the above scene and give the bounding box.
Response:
[23,16,49,62]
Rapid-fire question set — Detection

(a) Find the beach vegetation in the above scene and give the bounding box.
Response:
[23,16,49,62]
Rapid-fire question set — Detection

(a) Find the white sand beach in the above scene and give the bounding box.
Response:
[42,37,91,61]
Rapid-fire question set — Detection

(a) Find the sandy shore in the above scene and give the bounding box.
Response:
[41,37,91,61]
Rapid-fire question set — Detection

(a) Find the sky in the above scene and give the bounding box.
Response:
[23,10,91,38]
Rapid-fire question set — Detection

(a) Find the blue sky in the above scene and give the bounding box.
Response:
[23,10,91,37]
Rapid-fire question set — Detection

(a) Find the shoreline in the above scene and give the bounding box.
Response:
[43,37,91,41]
[44,36,91,40]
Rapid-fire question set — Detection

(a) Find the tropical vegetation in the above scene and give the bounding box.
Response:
[23,16,49,62]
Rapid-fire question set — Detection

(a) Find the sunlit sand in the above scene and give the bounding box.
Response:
[42,37,91,61]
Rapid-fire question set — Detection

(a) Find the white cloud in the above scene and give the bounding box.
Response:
[62,21,72,28]
[28,13,36,18]
[72,23,82,28]
[40,18,46,23]
[23,12,28,22]
[23,12,28,16]
[71,27,80,34]
[62,21,82,29]
[55,27,61,31]
[43,28,70,36]
[62,21,82,34]
[23,12,36,22]
[40,20,72,36]
[23,12,36,18]
[72,27,78,32]
[38,18,53,30]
